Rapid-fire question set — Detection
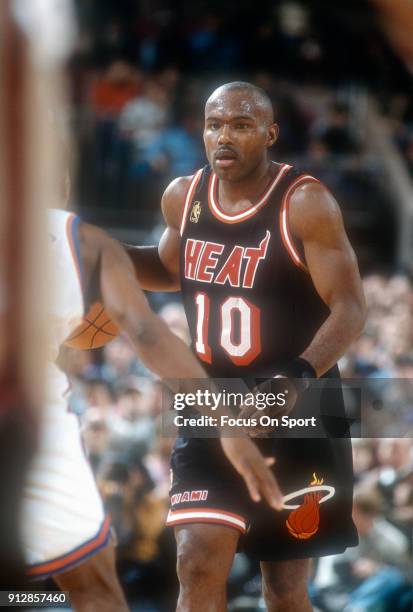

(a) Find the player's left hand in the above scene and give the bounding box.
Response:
[220,436,283,510]
[239,377,298,436]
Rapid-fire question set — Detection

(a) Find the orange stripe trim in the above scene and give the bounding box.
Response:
[180,169,203,236]
[279,175,320,272]
[27,516,111,576]
[208,163,291,224]
[65,213,83,293]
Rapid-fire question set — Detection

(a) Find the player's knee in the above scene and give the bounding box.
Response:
[262,576,307,609]
[176,539,224,588]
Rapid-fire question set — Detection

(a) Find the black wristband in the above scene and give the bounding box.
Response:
[254,358,317,398]
[277,357,317,393]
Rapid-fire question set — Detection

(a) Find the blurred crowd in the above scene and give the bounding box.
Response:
[57,275,413,611]
[67,1,411,271]
[384,92,413,177]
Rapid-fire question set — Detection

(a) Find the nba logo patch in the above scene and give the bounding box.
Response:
[190,201,201,223]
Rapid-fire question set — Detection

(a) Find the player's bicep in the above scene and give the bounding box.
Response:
[158,226,181,282]
[304,234,361,308]
[290,183,364,309]
[158,175,192,286]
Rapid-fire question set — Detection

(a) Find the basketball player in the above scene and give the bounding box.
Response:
[22,202,282,611]
[126,82,367,611]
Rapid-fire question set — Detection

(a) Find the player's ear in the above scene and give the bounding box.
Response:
[267,123,279,148]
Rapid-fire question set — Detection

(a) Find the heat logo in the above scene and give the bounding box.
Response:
[283,473,335,540]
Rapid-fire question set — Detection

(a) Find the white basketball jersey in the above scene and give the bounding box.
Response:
[47,208,84,404]
[23,210,107,572]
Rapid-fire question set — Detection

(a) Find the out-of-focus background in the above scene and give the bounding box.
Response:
[56,1,413,610]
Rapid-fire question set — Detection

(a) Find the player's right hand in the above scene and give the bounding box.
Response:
[219,436,283,511]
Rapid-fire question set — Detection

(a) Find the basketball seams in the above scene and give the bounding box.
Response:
[64,302,118,348]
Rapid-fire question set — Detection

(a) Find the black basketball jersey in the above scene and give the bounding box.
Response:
[179,162,330,379]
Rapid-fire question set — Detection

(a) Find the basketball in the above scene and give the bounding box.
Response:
[64,301,119,349]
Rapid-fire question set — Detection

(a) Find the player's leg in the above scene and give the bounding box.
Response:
[175,524,240,612]
[260,559,312,611]
[23,407,128,609]
[54,543,128,612]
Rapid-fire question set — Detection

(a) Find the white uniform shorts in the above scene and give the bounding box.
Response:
[22,402,111,579]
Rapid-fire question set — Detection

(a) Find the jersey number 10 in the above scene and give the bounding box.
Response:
[194,292,261,366]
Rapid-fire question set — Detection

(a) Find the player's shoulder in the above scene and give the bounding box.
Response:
[161,171,203,229]
[289,176,342,239]
[164,175,194,197]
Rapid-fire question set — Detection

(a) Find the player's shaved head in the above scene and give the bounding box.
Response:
[206,81,274,125]
[204,81,279,180]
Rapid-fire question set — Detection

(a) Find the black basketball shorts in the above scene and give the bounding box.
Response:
[166,383,359,561]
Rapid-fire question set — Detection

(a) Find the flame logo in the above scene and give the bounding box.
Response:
[310,472,324,486]
[286,473,324,540]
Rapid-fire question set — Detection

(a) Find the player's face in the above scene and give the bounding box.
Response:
[204,91,278,181]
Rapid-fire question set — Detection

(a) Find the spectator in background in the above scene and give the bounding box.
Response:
[275,1,323,79]
[313,487,412,612]
[103,335,148,387]
[119,77,169,178]
[374,440,413,535]
[89,59,142,120]
[109,386,157,457]
[88,59,142,201]
[146,108,204,180]
[311,102,360,156]
[82,408,111,474]
[84,378,116,411]
[348,275,413,376]
[97,451,176,610]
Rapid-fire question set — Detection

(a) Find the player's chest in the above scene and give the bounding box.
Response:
[181,224,283,291]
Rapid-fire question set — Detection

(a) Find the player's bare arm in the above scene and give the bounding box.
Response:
[241,181,366,430]
[125,176,191,292]
[79,221,283,510]
[290,182,366,376]
[81,220,207,380]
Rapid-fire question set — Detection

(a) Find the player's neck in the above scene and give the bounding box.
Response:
[217,159,273,211]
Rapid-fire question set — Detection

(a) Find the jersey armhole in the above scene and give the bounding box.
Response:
[279,174,321,273]
[179,168,204,236]
[66,213,86,301]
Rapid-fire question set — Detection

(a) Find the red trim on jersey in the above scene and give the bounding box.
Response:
[166,507,247,534]
[208,163,291,224]
[279,175,321,272]
[180,169,203,236]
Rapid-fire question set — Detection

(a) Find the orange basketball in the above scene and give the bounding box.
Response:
[64,301,119,349]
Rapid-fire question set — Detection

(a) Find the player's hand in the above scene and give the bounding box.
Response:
[239,377,298,436]
[219,436,283,510]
